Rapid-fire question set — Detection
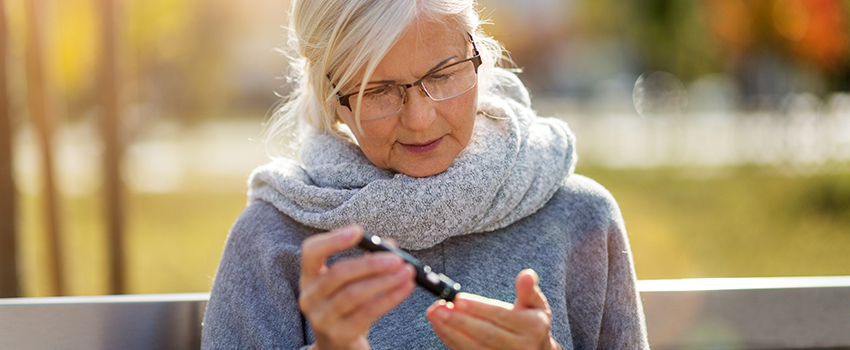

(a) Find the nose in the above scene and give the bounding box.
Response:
[399,85,437,131]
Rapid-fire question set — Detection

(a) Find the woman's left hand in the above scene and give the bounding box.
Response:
[425,269,562,350]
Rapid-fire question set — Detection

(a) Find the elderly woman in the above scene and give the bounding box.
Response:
[201,0,649,349]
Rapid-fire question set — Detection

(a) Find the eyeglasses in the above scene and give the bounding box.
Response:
[336,39,482,121]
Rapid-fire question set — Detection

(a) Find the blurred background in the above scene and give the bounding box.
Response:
[1,0,849,297]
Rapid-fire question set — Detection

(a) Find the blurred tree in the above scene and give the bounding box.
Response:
[9,0,247,125]
[98,0,125,295]
[790,0,850,91]
[704,0,850,108]
[0,0,20,298]
[53,0,98,112]
[483,0,571,93]
[627,0,720,82]
[124,0,242,122]
[24,0,64,296]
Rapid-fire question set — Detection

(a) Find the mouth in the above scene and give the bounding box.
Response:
[399,137,443,155]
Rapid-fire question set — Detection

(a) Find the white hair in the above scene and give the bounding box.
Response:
[264,0,513,157]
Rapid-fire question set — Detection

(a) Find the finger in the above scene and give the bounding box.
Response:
[317,251,404,294]
[304,266,415,346]
[301,225,363,282]
[450,293,517,331]
[431,322,487,350]
[310,265,411,334]
[383,236,399,247]
[299,251,404,312]
[437,304,525,349]
[318,263,414,322]
[339,265,416,328]
[428,301,493,350]
[438,299,554,350]
[514,269,549,310]
[452,292,552,336]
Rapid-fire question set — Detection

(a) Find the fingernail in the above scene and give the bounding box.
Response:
[395,265,414,280]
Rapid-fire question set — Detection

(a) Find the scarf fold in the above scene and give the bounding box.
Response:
[248,72,577,250]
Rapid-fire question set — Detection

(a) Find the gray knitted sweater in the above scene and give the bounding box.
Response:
[202,71,649,349]
[201,176,649,349]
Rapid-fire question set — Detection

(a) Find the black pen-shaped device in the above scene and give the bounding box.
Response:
[358,232,461,301]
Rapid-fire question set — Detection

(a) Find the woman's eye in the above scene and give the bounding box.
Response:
[429,72,454,82]
[364,87,391,98]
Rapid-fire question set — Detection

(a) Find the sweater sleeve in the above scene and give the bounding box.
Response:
[597,208,650,349]
[560,175,650,350]
[201,200,311,349]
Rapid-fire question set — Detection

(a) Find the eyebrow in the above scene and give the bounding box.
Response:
[365,55,459,85]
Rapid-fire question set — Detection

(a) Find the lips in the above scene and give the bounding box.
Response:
[400,137,443,155]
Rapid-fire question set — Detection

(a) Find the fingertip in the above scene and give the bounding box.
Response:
[405,264,416,279]
[426,299,453,325]
[396,276,417,301]
[301,225,365,265]
[520,269,539,284]
[383,236,399,247]
[452,294,468,310]
[529,269,540,283]
[515,269,537,293]
[515,269,548,309]
[426,298,444,315]
[327,224,363,249]
[340,224,363,241]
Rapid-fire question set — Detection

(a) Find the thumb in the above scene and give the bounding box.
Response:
[514,269,550,310]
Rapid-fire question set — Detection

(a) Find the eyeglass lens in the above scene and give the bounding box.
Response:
[352,59,479,121]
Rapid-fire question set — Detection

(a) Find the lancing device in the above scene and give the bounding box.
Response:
[358,232,461,301]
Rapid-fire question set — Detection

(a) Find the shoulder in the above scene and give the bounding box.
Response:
[223,200,318,276]
[550,174,623,226]
[231,199,292,238]
[509,173,625,255]
[231,200,315,245]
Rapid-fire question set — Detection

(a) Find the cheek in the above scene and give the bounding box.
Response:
[336,107,389,142]
[445,93,478,142]
[341,116,396,167]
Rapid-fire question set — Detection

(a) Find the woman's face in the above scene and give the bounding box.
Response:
[334,18,478,178]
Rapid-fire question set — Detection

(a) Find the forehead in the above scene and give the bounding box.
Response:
[372,18,468,80]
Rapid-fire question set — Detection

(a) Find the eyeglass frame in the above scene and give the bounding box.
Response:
[333,34,482,119]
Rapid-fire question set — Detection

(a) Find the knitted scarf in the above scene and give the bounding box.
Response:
[248,73,576,250]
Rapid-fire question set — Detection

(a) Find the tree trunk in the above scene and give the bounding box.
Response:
[0,0,20,298]
[24,0,64,296]
[99,0,125,295]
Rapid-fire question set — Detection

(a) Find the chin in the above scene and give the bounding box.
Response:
[395,159,452,178]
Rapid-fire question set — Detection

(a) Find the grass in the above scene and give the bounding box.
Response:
[580,165,850,280]
[19,191,245,296]
[15,166,850,296]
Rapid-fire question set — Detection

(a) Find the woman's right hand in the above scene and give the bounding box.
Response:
[299,225,416,350]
